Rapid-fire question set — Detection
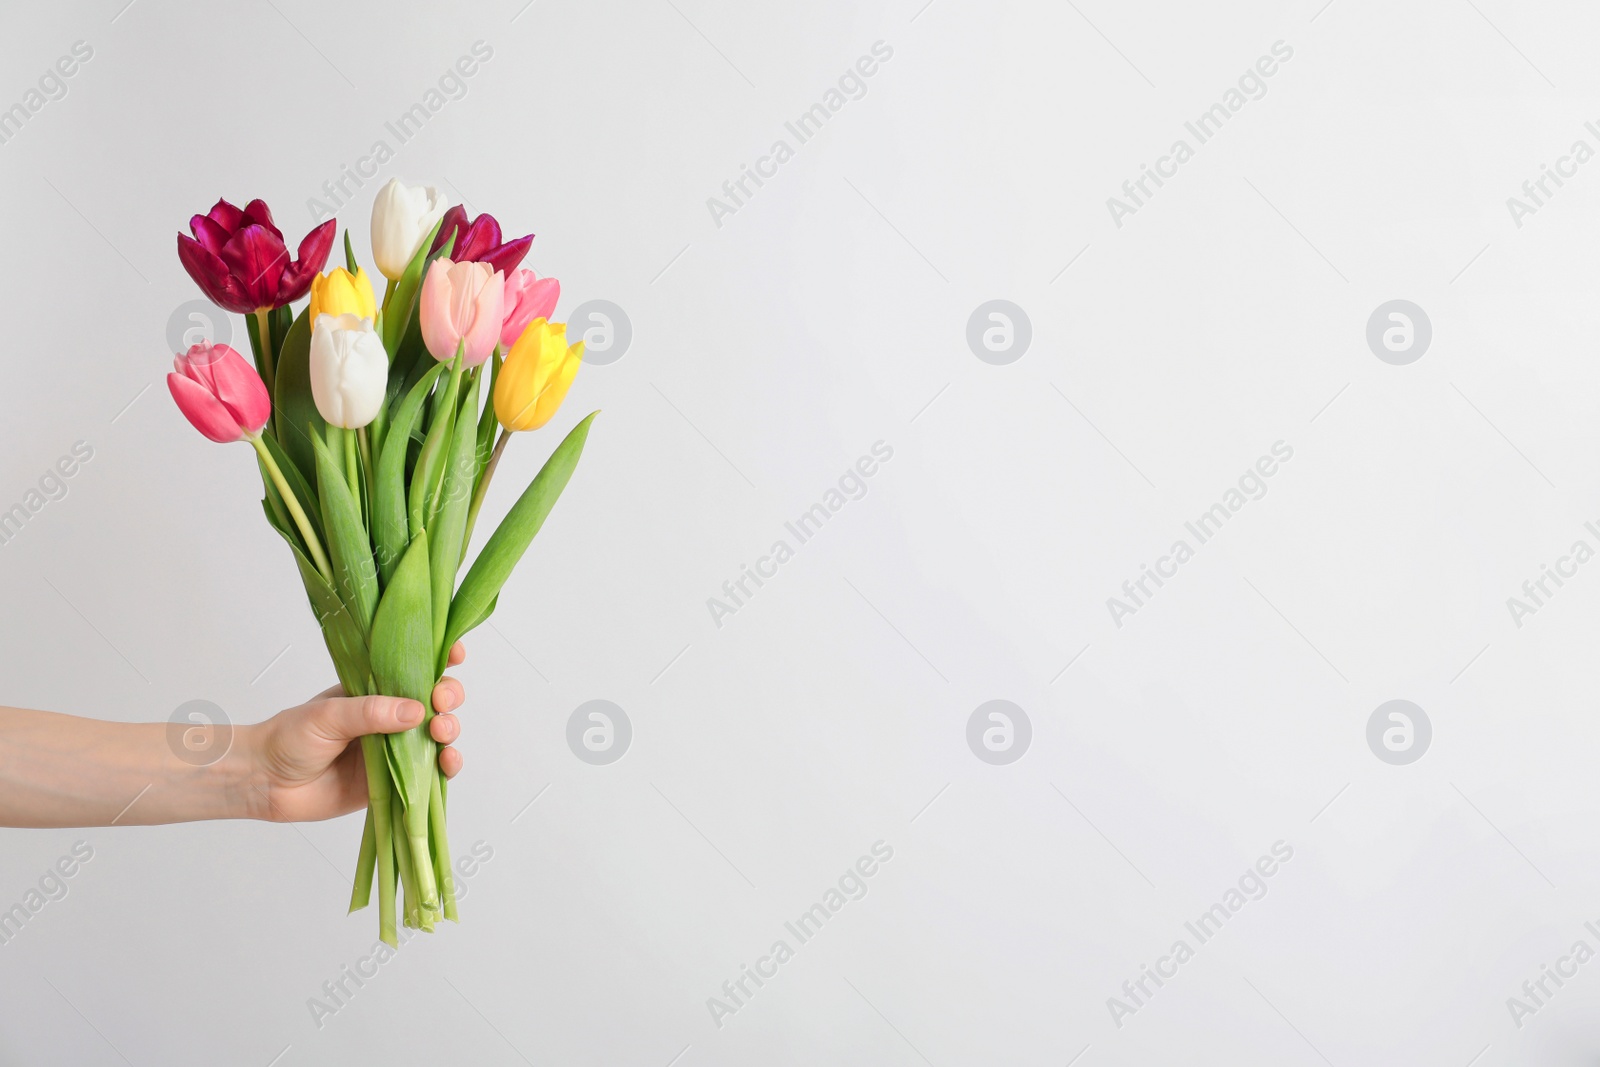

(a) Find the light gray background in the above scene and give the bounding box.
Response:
[0,0,1594,1063]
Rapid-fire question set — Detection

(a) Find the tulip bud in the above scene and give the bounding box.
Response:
[420,258,504,367]
[167,343,272,442]
[309,266,377,324]
[494,318,583,432]
[309,314,389,429]
[500,269,560,348]
[370,179,448,281]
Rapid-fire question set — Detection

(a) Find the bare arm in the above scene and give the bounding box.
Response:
[0,643,467,828]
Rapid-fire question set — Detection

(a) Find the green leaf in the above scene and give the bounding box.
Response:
[429,374,480,663]
[408,354,463,540]
[344,229,358,273]
[374,362,445,585]
[443,412,597,654]
[370,531,436,816]
[313,431,379,631]
[264,515,371,696]
[273,308,324,488]
[474,350,501,489]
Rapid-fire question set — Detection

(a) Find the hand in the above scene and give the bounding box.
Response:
[244,642,467,823]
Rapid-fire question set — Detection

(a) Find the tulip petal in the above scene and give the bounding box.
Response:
[205,198,244,233]
[279,220,338,305]
[480,234,533,275]
[177,234,255,312]
[189,214,233,256]
[168,372,245,443]
[240,198,283,240]
[220,224,291,309]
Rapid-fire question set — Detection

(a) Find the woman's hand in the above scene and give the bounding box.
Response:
[245,641,467,823]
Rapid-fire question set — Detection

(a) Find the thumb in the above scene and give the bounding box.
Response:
[307,694,426,742]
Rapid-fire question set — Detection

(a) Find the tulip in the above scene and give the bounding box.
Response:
[168,344,336,588]
[371,179,449,281]
[429,206,533,276]
[167,343,272,443]
[419,258,504,367]
[499,269,560,348]
[309,266,377,325]
[310,315,389,429]
[177,199,336,313]
[495,319,583,433]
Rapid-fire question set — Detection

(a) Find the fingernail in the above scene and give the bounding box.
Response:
[399,700,424,724]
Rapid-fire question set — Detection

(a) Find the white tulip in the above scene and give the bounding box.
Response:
[310,314,388,429]
[370,178,448,281]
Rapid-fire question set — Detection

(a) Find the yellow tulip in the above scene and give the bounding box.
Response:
[308,266,377,324]
[495,318,583,432]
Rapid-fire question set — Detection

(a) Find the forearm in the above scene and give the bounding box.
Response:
[0,706,264,827]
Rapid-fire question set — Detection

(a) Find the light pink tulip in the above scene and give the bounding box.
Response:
[167,343,271,443]
[419,257,504,367]
[499,269,560,348]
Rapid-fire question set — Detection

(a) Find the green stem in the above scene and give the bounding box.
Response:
[356,426,375,504]
[460,429,510,566]
[252,308,277,404]
[362,735,398,946]
[392,791,422,929]
[248,435,332,583]
[343,424,360,503]
[429,768,458,922]
[349,804,376,913]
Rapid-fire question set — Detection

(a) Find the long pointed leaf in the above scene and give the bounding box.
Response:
[370,532,436,818]
[313,432,378,630]
[430,374,480,666]
[374,362,445,584]
[443,412,597,653]
[272,308,323,488]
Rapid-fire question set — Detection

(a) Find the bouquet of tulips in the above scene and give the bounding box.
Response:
[167,179,594,944]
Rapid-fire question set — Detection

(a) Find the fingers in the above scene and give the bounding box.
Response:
[439,745,463,779]
[430,712,459,745]
[431,673,464,778]
[309,694,424,741]
[432,676,463,716]
[447,641,466,667]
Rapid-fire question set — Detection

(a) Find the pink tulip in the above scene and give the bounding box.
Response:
[499,269,560,348]
[419,258,504,367]
[167,343,271,443]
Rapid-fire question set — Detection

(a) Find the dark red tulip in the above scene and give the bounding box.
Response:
[428,205,532,275]
[177,199,336,313]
